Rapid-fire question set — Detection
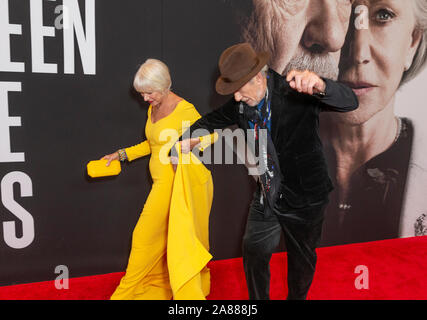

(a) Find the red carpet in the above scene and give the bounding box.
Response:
[1,236,426,300]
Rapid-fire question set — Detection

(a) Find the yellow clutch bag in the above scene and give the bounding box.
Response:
[87,160,121,178]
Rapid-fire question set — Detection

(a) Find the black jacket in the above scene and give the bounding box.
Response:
[186,69,359,209]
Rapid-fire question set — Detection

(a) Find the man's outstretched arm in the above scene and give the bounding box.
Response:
[315,77,359,112]
[286,70,359,112]
[171,97,239,155]
[188,97,239,134]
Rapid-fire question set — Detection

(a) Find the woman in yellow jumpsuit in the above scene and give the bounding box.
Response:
[101,59,214,300]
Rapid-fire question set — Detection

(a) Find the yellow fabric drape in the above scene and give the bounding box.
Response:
[167,144,214,299]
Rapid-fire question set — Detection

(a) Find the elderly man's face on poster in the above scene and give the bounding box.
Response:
[242,0,353,79]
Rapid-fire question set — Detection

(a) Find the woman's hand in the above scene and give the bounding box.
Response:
[100,152,119,166]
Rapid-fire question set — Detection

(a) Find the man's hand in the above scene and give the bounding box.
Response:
[179,138,201,154]
[286,70,326,95]
[171,138,201,172]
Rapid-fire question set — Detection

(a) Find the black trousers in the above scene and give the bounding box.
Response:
[242,188,328,300]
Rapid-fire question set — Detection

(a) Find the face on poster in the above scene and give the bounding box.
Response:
[236,0,427,244]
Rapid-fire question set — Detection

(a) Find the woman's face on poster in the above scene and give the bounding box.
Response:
[338,0,422,125]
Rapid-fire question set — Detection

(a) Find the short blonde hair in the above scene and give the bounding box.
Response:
[133,59,172,93]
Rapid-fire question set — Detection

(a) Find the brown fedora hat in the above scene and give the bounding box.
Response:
[215,43,270,95]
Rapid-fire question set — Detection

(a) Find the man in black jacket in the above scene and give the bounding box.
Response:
[179,43,359,300]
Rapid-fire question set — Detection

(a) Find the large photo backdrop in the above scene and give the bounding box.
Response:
[1,0,426,286]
